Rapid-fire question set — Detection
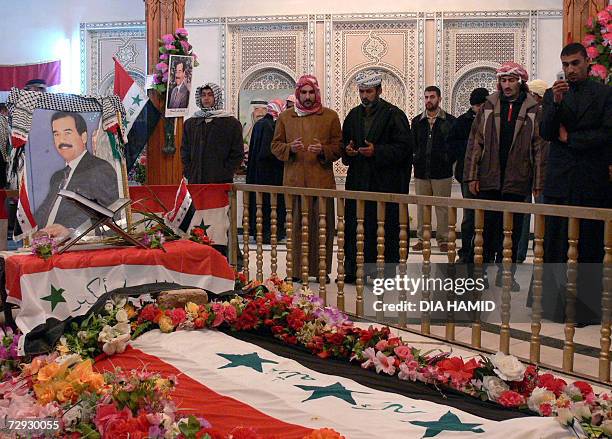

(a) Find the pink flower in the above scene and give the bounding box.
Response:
[582,34,597,46]
[398,361,419,381]
[373,351,396,375]
[587,17,594,28]
[597,10,611,26]
[590,63,608,80]
[211,303,225,327]
[164,44,176,51]
[586,45,600,59]
[539,403,553,417]
[175,27,188,37]
[360,347,376,369]
[393,345,413,361]
[160,53,169,60]
[161,34,174,44]
[162,72,169,82]
[180,40,191,53]
[603,32,612,45]
[223,304,237,323]
[156,62,168,72]
[607,23,612,33]
[374,340,389,351]
[168,308,187,326]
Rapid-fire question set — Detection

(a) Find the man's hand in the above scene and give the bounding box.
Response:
[469,181,480,196]
[552,79,569,104]
[290,137,305,153]
[359,140,375,158]
[558,124,568,143]
[307,137,323,154]
[345,140,358,157]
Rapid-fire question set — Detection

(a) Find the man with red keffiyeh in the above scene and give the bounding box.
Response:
[271,75,342,283]
[463,61,546,290]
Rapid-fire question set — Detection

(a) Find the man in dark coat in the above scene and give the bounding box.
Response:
[447,87,489,263]
[342,70,413,283]
[246,99,286,242]
[181,83,244,184]
[539,43,612,325]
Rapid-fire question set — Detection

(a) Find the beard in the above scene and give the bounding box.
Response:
[301,99,314,107]
[361,97,378,107]
[425,102,438,111]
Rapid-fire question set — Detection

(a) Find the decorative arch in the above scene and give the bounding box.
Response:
[341,67,407,120]
[450,66,498,116]
[240,66,297,91]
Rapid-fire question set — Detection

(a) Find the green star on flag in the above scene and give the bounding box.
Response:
[41,285,66,311]
[295,382,368,405]
[131,94,143,106]
[217,352,278,373]
[409,411,484,438]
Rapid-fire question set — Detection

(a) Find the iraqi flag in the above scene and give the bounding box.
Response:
[13,175,37,240]
[113,58,160,171]
[95,330,571,439]
[164,177,196,235]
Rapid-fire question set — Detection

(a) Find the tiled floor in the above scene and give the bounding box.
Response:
[243,237,611,389]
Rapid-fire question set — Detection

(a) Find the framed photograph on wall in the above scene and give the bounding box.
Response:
[165,54,193,117]
[6,88,128,240]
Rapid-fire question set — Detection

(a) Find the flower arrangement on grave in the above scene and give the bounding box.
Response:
[151,28,199,95]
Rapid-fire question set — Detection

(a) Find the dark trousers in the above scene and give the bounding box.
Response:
[459,182,475,262]
[478,191,525,267]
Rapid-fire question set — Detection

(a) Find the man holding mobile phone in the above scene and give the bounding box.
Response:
[539,42,612,326]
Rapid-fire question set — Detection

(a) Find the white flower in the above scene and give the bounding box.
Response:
[114,322,131,336]
[528,387,557,412]
[102,333,130,356]
[564,384,582,400]
[77,331,89,342]
[572,402,591,421]
[115,309,128,323]
[556,407,574,426]
[602,420,612,436]
[56,353,81,367]
[98,325,114,343]
[482,376,510,401]
[112,296,127,309]
[489,352,526,381]
[104,302,114,313]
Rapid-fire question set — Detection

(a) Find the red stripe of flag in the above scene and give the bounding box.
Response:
[94,346,313,438]
[113,57,134,100]
[130,184,231,212]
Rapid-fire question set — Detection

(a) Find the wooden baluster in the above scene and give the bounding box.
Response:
[421,204,432,335]
[285,194,294,286]
[336,198,346,312]
[270,193,278,277]
[301,195,310,288]
[376,201,386,322]
[600,220,612,382]
[242,191,250,281]
[472,209,484,348]
[356,199,365,317]
[500,211,513,355]
[398,203,409,328]
[446,207,457,341]
[530,214,545,363]
[228,190,238,269]
[563,218,579,372]
[255,192,264,282]
[318,196,327,306]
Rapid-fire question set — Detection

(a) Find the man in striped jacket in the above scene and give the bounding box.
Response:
[463,62,547,290]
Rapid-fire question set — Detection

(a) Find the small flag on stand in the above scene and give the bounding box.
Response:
[13,175,37,240]
[164,178,196,235]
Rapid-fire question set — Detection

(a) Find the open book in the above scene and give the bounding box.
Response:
[58,189,130,220]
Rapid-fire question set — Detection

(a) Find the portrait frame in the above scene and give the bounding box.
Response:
[6,88,130,242]
[165,55,194,117]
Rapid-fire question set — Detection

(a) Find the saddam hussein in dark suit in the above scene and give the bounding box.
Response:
[34,111,119,229]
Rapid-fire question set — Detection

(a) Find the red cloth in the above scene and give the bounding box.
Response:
[94,346,313,438]
[0,60,61,91]
[129,183,231,213]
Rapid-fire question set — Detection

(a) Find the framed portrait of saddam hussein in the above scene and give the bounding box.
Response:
[6,88,129,240]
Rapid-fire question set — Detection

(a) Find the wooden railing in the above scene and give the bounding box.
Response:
[230,183,612,385]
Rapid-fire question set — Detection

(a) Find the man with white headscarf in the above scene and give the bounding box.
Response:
[272,75,342,284]
[246,98,287,242]
[181,83,244,184]
[342,70,413,283]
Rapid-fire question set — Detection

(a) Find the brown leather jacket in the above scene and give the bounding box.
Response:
[463,92,546,196]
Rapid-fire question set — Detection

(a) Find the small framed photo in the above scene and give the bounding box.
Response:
[165,55,194,117]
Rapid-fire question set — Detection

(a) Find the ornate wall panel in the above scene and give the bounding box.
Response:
[440,15,532,116]
[80,22,146,95]
[226,21,309,115]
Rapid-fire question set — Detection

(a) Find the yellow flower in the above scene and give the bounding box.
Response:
[55,382,76,404]
[87,372,105,392]
[33,383,56,405]
[57,343,70,356]
[37,362,67,382]
[158,315,175,333]
[185,302,199,317]
[280,282,293,294]
[124,303,137,319]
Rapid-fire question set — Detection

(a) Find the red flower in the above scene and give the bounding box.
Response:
[573,381,593,398]
[271,325,285,335]
[437,357,480,386]
[497,390,525,408]
[539,403,553,417]
[138,304,160,323]
[228,426,260,439]
[586,45,600,60]
[281,334,298,345]
[166,308,187,326]
[324,332,345,346]
[194,317,205,329]
[538,373,566,397]
[287,308,306,331]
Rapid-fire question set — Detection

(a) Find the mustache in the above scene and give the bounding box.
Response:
[57,143,73,149]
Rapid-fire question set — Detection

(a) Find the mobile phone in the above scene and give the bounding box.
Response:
[556,71,566,82]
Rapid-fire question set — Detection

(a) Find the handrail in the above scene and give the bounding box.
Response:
[233,184,612,221]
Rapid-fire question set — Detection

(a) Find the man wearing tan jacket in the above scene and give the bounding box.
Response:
[272,75,342,283]
[464,62,546,290]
